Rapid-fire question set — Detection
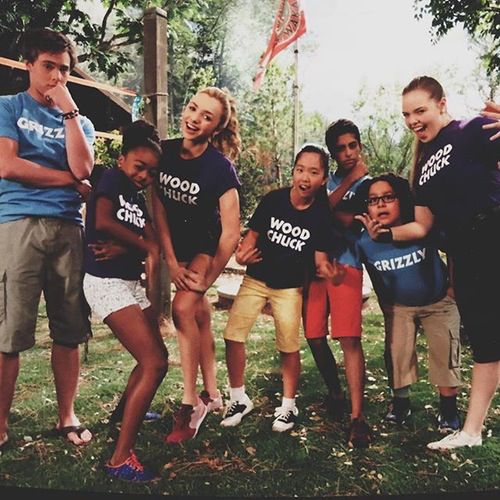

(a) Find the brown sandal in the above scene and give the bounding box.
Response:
[55,425,92,446]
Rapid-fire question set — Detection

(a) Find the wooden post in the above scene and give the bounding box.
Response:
[143,6,171,317]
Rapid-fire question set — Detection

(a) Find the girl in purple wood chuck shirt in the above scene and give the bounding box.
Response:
[357,77,500,451]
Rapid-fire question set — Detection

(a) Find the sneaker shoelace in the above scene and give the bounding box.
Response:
[275,408,294,423]
[225,400,244,417]
[125,451,144,472]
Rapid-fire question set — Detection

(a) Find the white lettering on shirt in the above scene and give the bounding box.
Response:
[374,249,426,271]
[116,194,145,228]
[418,144,452,186]
[17,117,65,140]
[267,217,311,252]
[158,172,200,205]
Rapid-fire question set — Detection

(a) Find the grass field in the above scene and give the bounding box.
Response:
[0,288,499,499]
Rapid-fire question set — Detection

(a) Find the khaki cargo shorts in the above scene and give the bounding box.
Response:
[0,217,91,353]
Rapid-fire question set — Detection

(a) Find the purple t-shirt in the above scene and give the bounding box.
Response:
[156,138,241,253]
[414,117,500,234]
[84,167,150,280]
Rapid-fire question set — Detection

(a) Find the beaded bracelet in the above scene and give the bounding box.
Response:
[61,109,79,120]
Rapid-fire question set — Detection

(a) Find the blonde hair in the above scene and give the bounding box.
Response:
[402,76,446,189]
[199,86,242,162]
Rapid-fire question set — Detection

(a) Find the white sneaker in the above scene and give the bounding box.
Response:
[427,430,482,451]
[272,406,298,432]
[220,395,254,427]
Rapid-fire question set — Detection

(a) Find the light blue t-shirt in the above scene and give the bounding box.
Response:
[326,171,371,268]
[0,91,95,224]
[354,230,448,306]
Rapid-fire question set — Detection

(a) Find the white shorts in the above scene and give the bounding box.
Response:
[83,274,151,321]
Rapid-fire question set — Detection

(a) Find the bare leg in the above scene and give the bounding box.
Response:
[338,337,365,420]
[197,295,218,397]
[172,290,204,406]
[52,343,92,445]
[438,386,458,397]
[106,305,168,465]
[225,339,246,388]
[110,307,167,422]
[280,351,301,399]
[461,361,500,436]
[0,352,20,443]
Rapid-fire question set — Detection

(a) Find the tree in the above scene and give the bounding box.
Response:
[352,82,414,178]
[413,0,500,84]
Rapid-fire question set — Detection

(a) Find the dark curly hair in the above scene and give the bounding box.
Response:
[357,173,415,224]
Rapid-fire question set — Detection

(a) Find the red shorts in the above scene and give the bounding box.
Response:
[303,265,363,339]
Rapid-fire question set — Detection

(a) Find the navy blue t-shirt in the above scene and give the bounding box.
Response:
[156,138,241,258]
[355,230,448,306]
[414,117,500,234]
[84,167,150,280]
[246,187,334,289]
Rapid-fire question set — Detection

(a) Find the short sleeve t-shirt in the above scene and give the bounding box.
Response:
[156,138,241,250]
[246,187,334,289]
[84,168,150,280]
[325,171,371,268]
[413,117,500,234]
[355,230,448,306]
[0,91,95,224]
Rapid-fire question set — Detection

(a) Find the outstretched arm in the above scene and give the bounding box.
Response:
[355,206,434,241]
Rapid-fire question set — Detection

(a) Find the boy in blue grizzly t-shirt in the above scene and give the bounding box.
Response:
[354,174,461,433]
[0,28,94,450]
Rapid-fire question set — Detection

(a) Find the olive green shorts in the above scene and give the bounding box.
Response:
[0,217,91,353]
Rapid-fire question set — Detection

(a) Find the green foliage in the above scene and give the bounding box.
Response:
[352,82,414,178]
[413,0,500,78]
[0,296,499,496]
[239,63,295,190]
[94,134,122,167]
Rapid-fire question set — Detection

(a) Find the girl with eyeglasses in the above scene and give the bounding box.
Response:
[357,78,500,451]
[354,173,461,434]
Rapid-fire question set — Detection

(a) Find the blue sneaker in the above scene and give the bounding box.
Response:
[105,450,157,482]
[437,413,460,434]
[144,411,162,422]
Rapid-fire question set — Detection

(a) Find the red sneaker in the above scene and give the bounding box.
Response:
[165,399,208,444]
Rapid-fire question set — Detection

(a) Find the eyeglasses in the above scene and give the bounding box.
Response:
[366,193,398,206]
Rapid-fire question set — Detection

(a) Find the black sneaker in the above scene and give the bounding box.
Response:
[272,406,299,432]
[385,397,411,425]
[347,418,372,449]
[323,392,346,422]
[220,395,254,427]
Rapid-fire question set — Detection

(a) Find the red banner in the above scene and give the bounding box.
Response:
[252,0,307,92]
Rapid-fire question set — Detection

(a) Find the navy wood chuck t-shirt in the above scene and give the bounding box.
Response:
[156,138,241,258]
[84,167,150,280]
[246,187,334,289]
[414,116,500,234]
